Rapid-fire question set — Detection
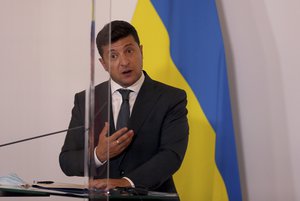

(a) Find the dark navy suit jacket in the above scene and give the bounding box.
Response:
[59,72,189,193]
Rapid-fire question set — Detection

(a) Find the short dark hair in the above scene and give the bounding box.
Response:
[96,20,140,57]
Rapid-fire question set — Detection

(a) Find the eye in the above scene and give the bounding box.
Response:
[126,48,134,54]
[110,53,118,60]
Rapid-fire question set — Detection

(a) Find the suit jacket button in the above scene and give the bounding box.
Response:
[120,170,125,176]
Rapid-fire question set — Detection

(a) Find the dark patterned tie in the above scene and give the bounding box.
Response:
[116,89,131,130]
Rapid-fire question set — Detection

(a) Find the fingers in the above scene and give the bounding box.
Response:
[114,129,134,144]
[113,130,134,149]
[106,130,134,158]
[109,127,130,141]
[90,179,107,190]
[90,179,131,190]
[99,122,133,142]
[112,131,133,151]
[99,122,109,139]
[96,123,135,160]
[90,179,110,190]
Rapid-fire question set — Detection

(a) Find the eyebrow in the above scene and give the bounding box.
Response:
[109,43,135,52]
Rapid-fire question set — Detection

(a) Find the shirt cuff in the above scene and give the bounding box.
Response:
[122,177,135,188]
[94,147,106,167]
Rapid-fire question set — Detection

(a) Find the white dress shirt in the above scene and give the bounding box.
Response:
[110,73,145,126]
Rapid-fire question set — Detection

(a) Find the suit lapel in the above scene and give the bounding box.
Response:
[128,73,162,135]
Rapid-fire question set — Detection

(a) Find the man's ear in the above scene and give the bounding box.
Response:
[140,45,143,56]
[99,58,108,71]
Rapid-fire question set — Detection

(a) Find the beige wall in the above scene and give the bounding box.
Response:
[217,0,300,200]
[0,1,299,201]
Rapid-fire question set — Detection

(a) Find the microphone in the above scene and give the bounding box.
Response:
[0,101,108,148]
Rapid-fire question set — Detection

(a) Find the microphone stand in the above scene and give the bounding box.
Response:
[0,100,107,148]
[0,126,86,148]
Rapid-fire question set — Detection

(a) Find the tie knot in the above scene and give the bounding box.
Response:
[118,89,131,101]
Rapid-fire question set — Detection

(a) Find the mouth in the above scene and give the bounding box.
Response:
[122,70,132,75]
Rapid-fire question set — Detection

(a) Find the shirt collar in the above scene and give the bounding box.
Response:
[111,72,145,94]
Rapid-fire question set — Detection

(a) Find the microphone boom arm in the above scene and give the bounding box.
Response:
[0,126,86,148]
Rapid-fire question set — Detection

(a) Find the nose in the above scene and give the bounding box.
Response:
[119,54,129,66]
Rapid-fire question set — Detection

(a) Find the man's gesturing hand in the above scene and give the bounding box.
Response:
[95,122,134,162]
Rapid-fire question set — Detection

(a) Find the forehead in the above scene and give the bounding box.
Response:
[103,35,137,53]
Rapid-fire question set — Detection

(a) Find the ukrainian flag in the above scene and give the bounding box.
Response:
[131,1,242,201]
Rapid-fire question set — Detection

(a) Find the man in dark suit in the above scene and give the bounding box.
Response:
[59,20,189,194]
